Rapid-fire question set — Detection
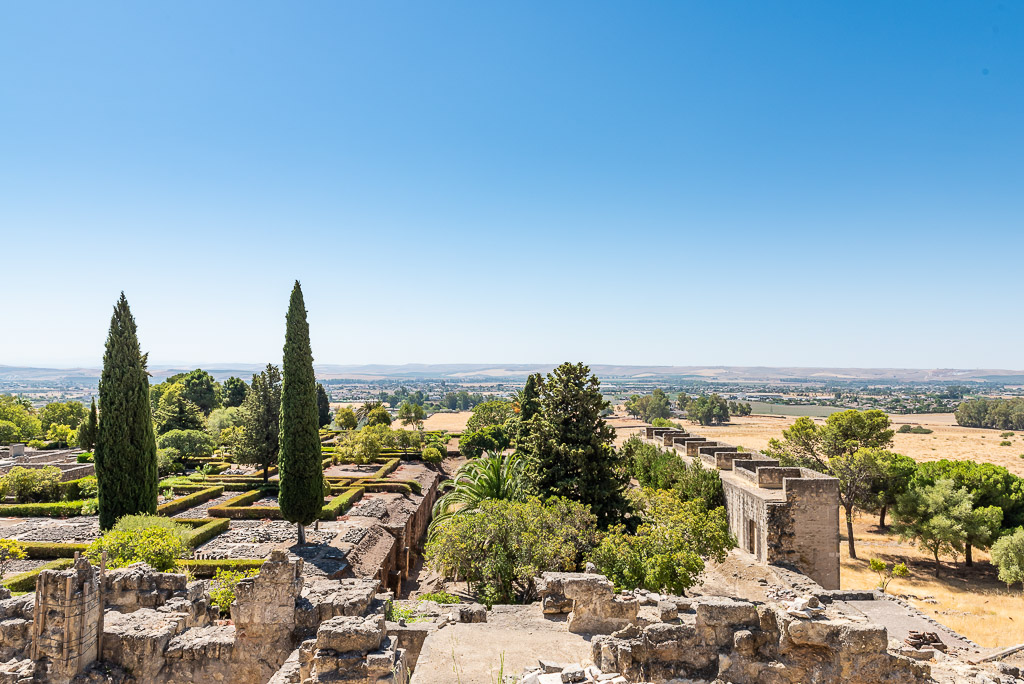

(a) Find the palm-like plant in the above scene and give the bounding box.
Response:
[428,450,529,540]
[355,400,384,423]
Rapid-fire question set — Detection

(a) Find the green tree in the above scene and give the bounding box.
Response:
[277,282,323,545]
[222,376,249,408]
[0,420,21,444]
[686,394,730,426]
[591,489,734,595]
[992,527,1024,589]
[397,401,426,429]
[913,459,1024,564]
[235,364,282,484]
[894,479,1002,577]
[179,369,221,415]
[365,406,392,427]
[426,496,598,605]
[95,293,158,530]
[78,398,99,452]
[465,400,515,433]
[867,451,917,528]
[205,407,241,437]
[157,429,216,459]
[153,384,205,434]
[0,395,42,440]
[525,362,628,527]
[829,448,883,559]
[460,425,511,458]
[316,384,331,428]
[334,406,358,430]
[39,401,87,432]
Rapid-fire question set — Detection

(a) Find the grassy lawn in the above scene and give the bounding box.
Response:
[841,511,1024,648]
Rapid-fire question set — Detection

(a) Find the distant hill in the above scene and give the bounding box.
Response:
[2,363,1020,384]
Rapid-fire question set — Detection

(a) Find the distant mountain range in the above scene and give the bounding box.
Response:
[2,364,1023,384]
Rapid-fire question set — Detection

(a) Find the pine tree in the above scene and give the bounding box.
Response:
[278,282,323,544]
[236,365,282,484]
[78,398,99,452]
[526,362,628,527]
[95,293,158,530]
[316,384,331,428]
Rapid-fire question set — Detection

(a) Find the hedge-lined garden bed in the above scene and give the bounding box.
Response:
[0,500,88,517]
[156,486,225,516]
[207,487,364,521]
[3,559,74,592]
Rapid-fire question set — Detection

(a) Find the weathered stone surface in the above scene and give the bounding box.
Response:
[540,573,637,635]
[457,603,487,623]
[315,613,385,654]
[104,563,188,613]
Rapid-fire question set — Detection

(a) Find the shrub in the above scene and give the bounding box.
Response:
[87,522,190,572]
[1001,441,1013,447]
[0,540,27,579]
[591,489,734,595]
[209,567,259,615]
[1001,432,1016,438]
[620,436,684,490]
[82,499,98,515]
[651,417,684,430]
[421,446,444,464]
[425,496,598,605]
[76,452,94,463]
[157,448,183,476]
[4,466,61,503]
[157,430,216,460]
[61,476,98,501]
[992,527,1024,589]
[26,440,46,449]
[0,501,87,517]
[869,558,909,593]
[418,591,459,604]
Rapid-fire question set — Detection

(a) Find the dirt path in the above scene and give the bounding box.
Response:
[843,598,986,658]
[410,604,593,684]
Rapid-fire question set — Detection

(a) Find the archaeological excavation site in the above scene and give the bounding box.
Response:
[0,415,1020,684]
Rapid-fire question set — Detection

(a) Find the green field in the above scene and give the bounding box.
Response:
[747,401,846,418]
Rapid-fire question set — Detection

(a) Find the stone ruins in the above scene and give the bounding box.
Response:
[642,426,840,589]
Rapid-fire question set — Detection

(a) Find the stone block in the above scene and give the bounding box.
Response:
[315,613,385,654]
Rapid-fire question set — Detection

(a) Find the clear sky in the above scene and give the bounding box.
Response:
[2,2,1022,369]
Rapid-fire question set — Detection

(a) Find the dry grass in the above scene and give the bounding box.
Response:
[689,413,1024,476]
[419,411,472,432]
[841,513,1024,648]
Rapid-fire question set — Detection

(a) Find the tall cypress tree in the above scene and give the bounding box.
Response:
[316,384,331,428]
[278,281,323,544]
[79,398,99,452]
[96,293,158,530]
[515,372,542,450]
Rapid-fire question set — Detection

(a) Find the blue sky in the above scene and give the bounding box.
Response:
[1,2,1022,369]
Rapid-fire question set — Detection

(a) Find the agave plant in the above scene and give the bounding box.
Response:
[427,450,529,540]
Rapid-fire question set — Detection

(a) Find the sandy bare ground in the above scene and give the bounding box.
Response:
[419,411,472,432]
[659,413,1024,476]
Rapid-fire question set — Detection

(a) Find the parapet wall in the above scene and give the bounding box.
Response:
[644,430,841,591]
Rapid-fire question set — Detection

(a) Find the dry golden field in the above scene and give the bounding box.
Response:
[841,512,1024,648]
[688,413,1024,476]
[418,411,472,432]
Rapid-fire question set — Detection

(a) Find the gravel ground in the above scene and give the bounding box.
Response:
[171,492,236,518]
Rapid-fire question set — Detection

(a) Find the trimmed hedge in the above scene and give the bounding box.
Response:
[207,488,364,521]
[0,501,86,517]
[176,517,230,548]
[19,541,88,559]
[177,558,265,578]
[3,559,74,592]
[320,487,363,519]
[372,458,401,479]
[207,490,265,518]
[360,479,422,495]
[156,486,224,516]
